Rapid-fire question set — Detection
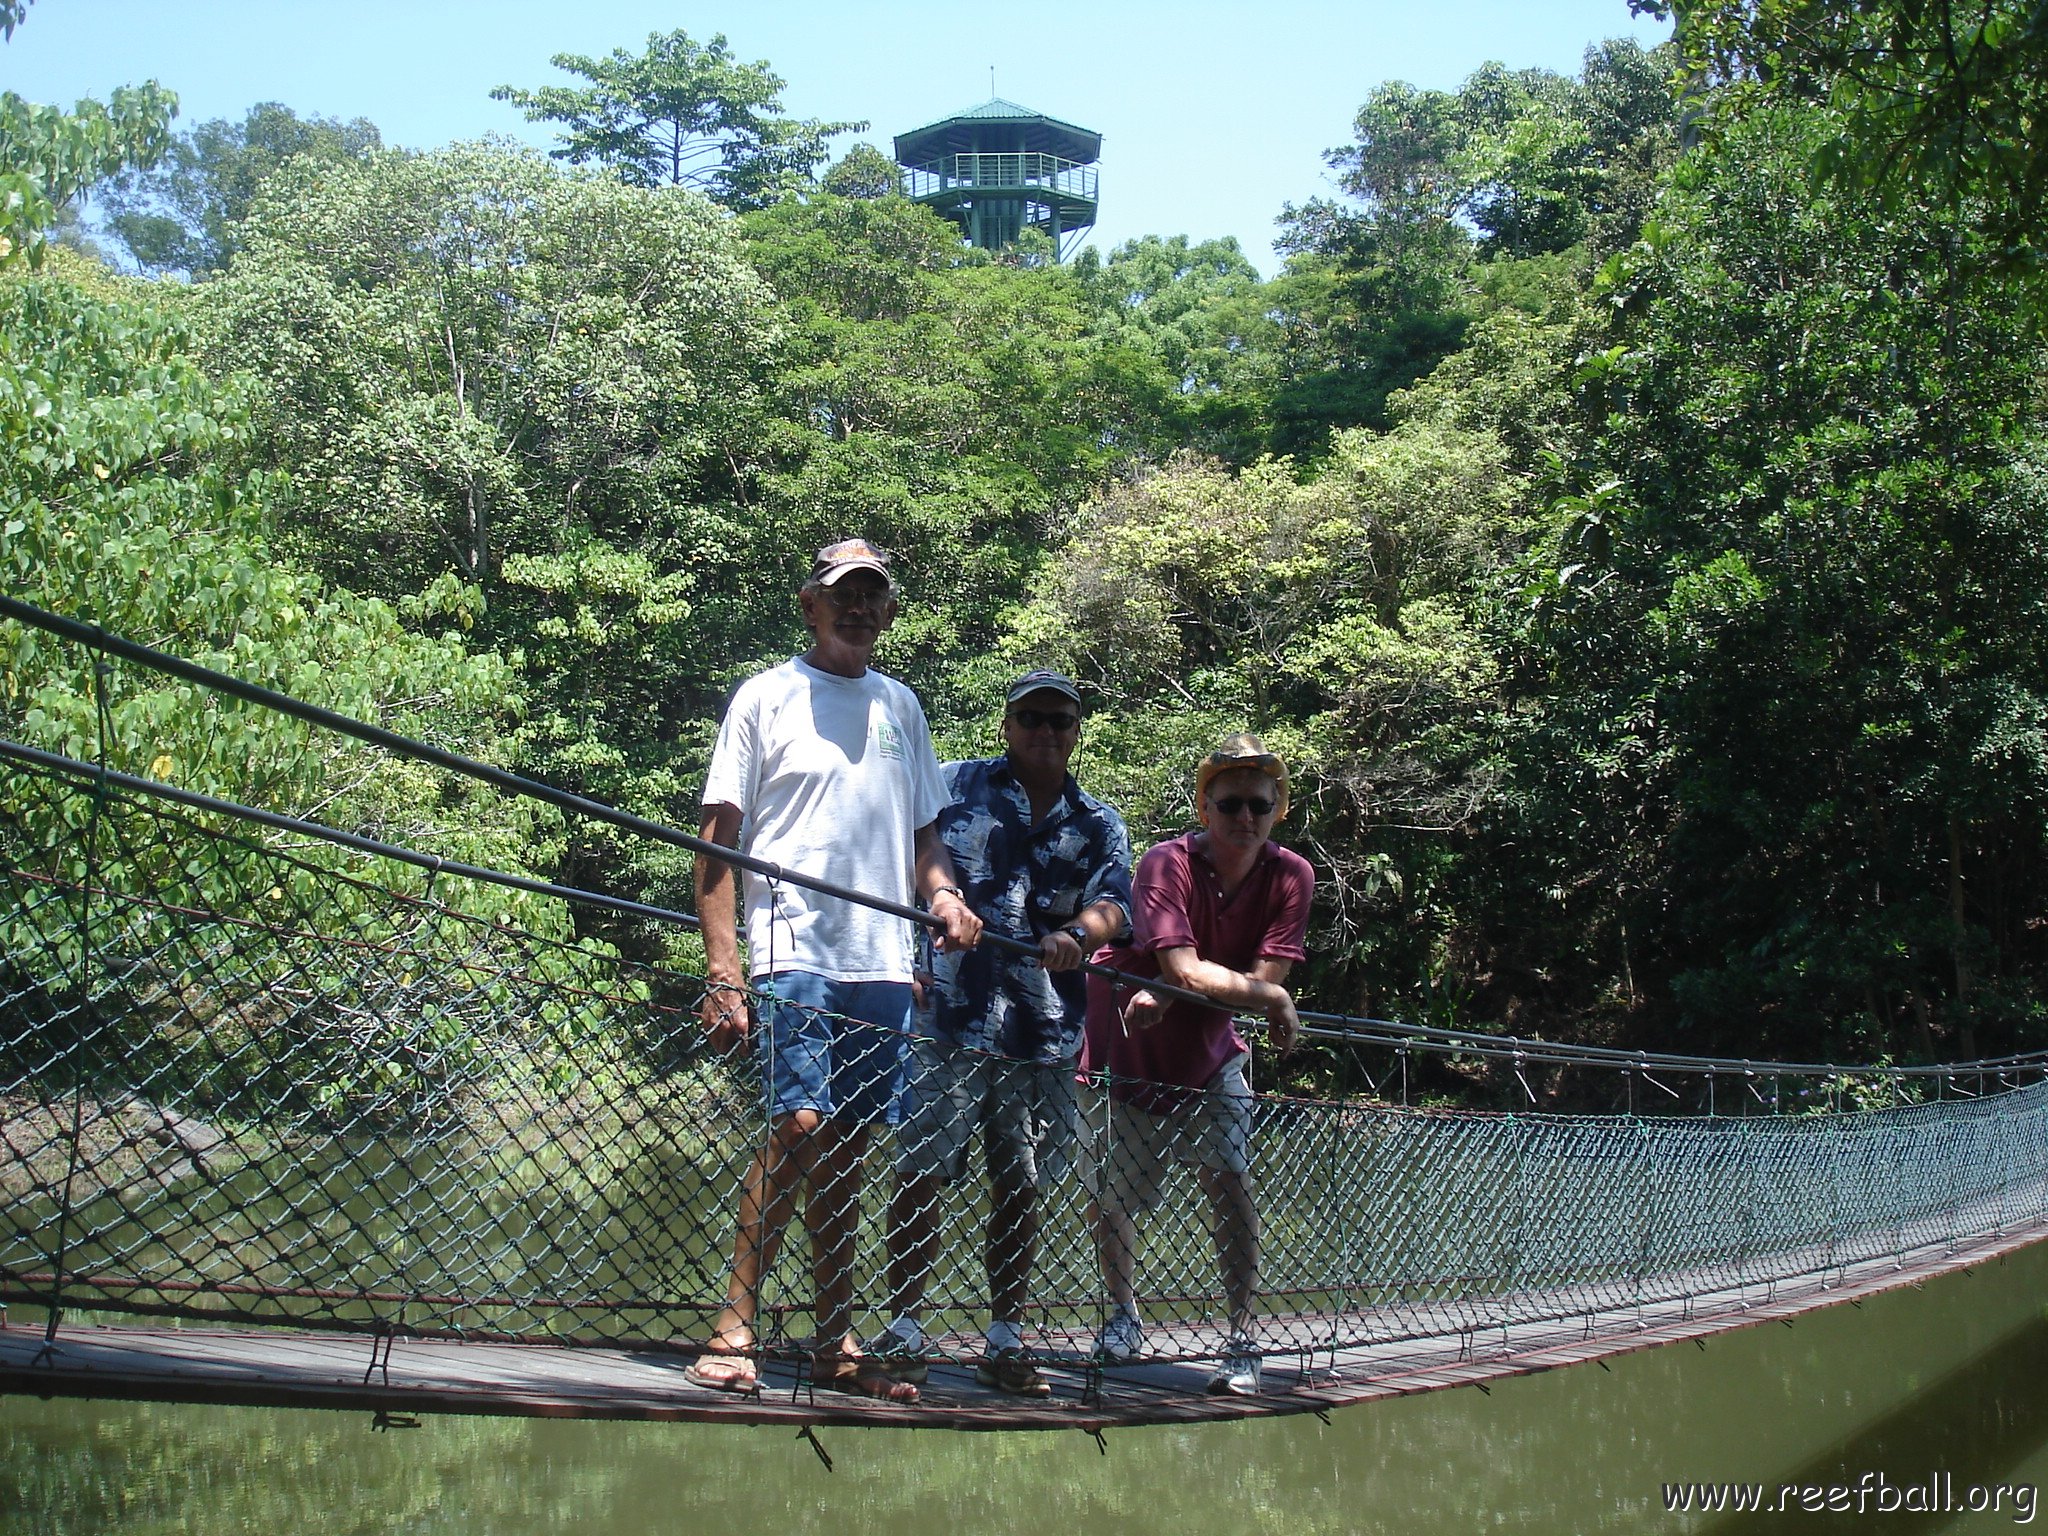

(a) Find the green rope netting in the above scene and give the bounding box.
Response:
[6,741,2047,1378]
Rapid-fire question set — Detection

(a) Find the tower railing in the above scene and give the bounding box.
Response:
[902,153,1098,202]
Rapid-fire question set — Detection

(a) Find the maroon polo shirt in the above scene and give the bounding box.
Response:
[1083,831,1313,1109]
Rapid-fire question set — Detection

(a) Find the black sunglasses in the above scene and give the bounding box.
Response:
[1010,708,1080,731]
[1210,794,1276,817]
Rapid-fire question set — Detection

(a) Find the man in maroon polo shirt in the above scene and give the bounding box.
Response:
[1082,733,1311,1396]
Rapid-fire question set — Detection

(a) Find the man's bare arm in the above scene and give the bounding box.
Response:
[1037,896,1126,971]
[694,802,747,1050]
[1131,948,1299,1053]
[914,821,983,952]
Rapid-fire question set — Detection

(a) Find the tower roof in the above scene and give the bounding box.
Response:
[893,98,1101,163]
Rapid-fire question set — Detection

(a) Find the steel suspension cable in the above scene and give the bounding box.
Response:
[7,593,2038,1085]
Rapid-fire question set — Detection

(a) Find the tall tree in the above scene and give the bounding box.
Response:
[1505,103,2048,1060]
[201,143,781,905]
[0,0,174,268]
[820,142,901,200]
[1074,234,1272,460]
[94,101,382,277]
[1641,0,2048,272]
[491,30,864,211]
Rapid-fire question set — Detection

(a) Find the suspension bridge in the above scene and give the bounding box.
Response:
[3,596,2045,1434]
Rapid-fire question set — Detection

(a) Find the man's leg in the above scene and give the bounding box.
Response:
[806,976,918,1401]
[693,970,839,1389]
[985,1058,1067,1336]
[806,1120,865,1352]
[1094,1202,1138,1310]
[967,1059,1063,1397]
[988,1173,1037,1329]
[688,1109,822,1391]
[884,1170,943,1321]
[1196,1054,1259,1339]
[1090,1101,1158,1362]
[1198,1165,1260,1340]
[1193,1057,1262,1396]
[1093,1099,1163,1315]
[806,1120,915,1403]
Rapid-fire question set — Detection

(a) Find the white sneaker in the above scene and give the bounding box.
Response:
[1093,1307,1143,1364]
[1207,1336,1262,1396]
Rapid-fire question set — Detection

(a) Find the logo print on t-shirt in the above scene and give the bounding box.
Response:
[875,718,905,761]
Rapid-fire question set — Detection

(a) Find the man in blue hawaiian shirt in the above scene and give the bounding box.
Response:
[869,670,1133,1397]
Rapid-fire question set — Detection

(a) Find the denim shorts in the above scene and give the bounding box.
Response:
[755,971,911,1126]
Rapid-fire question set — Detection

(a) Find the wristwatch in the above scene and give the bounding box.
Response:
[1062,923,1090,948]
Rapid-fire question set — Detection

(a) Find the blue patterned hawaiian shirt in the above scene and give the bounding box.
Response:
[923,756,1133,1062]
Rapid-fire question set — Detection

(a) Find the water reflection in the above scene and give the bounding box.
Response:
[7,1240,2048,1533]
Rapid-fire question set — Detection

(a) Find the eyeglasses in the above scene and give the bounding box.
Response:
[1009,708,1079,731]
[1209,795,1276,817]
[821,583,892,611]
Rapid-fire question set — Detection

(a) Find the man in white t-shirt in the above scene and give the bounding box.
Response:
[685,537,982,1403]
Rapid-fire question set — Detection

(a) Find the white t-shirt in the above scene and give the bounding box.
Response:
[702,656,947,982]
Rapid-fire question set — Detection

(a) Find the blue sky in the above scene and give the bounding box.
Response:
[4,0,1670,276]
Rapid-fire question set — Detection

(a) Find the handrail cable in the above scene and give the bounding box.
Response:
[0,596,1222,1010]
[5,593,2037,1085]
[0,736,703,935]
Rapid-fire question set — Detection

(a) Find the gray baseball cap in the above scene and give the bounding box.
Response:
[1005,669,1083,709]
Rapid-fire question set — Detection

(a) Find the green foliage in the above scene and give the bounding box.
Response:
[1073,234,1272,457]
[0,245,607,1111]
[1644,0,2048,275]
[203,142,776,600]
[1,84,177,268]
[491,29,864,211]
[1263,43,1677,459]
[94,101,382,277]
[1501,103,2048,1057]
[821,142,901,199]
[0,257,539,863]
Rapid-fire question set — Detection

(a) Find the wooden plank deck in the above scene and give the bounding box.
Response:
[7,1217,2045,1432]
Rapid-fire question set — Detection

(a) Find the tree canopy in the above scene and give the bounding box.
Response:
[1641,0,2048,275]
[95,101,381,276]
[10,17,2048,1085]
[491,29,864,210]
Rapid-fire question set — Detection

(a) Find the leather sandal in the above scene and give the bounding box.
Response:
[816,1351,919,1403]
[975,1346,1051,1398]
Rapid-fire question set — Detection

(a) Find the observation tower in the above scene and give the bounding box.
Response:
[893,98,1099,261]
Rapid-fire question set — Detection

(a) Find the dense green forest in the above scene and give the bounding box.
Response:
[5,0,2046,1073]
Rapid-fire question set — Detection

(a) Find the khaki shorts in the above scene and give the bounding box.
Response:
[1088,1054,1253,1217]
[895,1033,1081,1189]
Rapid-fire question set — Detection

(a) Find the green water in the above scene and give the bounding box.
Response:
[7,1241,2048,1533]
